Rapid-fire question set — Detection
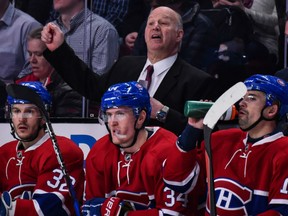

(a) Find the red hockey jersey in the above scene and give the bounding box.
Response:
[165,128,288,215]
[0,133,85,216]
[205,129,288,215]
[85,127,201,215]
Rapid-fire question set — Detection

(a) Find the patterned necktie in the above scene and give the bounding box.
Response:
[145,65,154,90]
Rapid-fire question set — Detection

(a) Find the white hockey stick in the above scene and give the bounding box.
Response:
[203,82,247,216]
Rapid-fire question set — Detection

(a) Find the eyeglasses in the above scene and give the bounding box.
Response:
[11,107,42,119]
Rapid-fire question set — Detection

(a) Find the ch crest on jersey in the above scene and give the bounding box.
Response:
[9,184,35,199]
[213,178,252,215]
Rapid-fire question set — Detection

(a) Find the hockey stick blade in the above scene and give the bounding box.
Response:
[6,83,49,120]
[203,82,246,216]
[203,82,247,129]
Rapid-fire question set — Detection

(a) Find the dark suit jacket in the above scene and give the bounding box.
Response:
[44,42,219,135]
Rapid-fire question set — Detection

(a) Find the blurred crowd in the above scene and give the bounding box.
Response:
[0,0,287,120]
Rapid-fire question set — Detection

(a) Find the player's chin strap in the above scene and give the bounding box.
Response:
[9,118,45,143]
[121,121,141,149]
[240,106,277,132]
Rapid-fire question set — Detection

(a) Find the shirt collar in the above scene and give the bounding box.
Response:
[56,8,92,32]
[243,131,284,146]
[1,3,14,26]
[145,54,177,76]
[16,133,50,152]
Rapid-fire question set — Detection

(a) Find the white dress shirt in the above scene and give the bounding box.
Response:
[137,54,177,97]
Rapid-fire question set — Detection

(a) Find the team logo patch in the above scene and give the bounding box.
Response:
[213,178,252,215]
[17,151,22,159]
[277,78,286,87]
[135,82,144,90]
[124,153,131,161]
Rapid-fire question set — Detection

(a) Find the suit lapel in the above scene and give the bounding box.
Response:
[153,58,182,101]
[129,57,147,80]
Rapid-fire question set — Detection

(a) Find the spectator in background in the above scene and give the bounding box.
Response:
[52,0,119,75]
[0,0,41,83]
[13,0,53,25]
[0,81,84,215]
[41,6,219,135]
[198,0,254,95]
[274,13,288,80]
[91,0,150,40]
[214,0,279,74]
[274,0,286,70]
[16,27,83,117]
[125,0,216,71]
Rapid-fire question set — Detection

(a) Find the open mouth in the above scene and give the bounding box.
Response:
[151,34,161,39]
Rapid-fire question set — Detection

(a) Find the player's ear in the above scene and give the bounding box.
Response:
[136,110,146,129]
[176,29,184,42]
[265,104,278,119]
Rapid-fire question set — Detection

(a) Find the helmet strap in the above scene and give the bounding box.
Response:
[122,127,140,149]
[240,106,275,132]
[121,115,143,149]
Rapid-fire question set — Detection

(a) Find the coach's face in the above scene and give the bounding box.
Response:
[145,6,183,60]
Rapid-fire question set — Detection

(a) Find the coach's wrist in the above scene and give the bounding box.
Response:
[156,106,169,123]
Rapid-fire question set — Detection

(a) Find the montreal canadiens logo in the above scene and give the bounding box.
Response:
[212,178,252,215]
[277,78,286,87]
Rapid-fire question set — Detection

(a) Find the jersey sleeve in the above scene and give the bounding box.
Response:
[141,139,193,215]
[163,141,200,194]
[265,146,288,215]
[85,136,111,200]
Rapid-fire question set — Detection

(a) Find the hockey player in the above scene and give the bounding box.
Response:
[0,81,85,215]
[82,81,202,216]
[165,74,288,215]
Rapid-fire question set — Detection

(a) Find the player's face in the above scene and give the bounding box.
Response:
[238,90,266,130]
[106,107,137,147]
[11,104,44,141]
[145,7,183,57]
[28,38,54,80]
